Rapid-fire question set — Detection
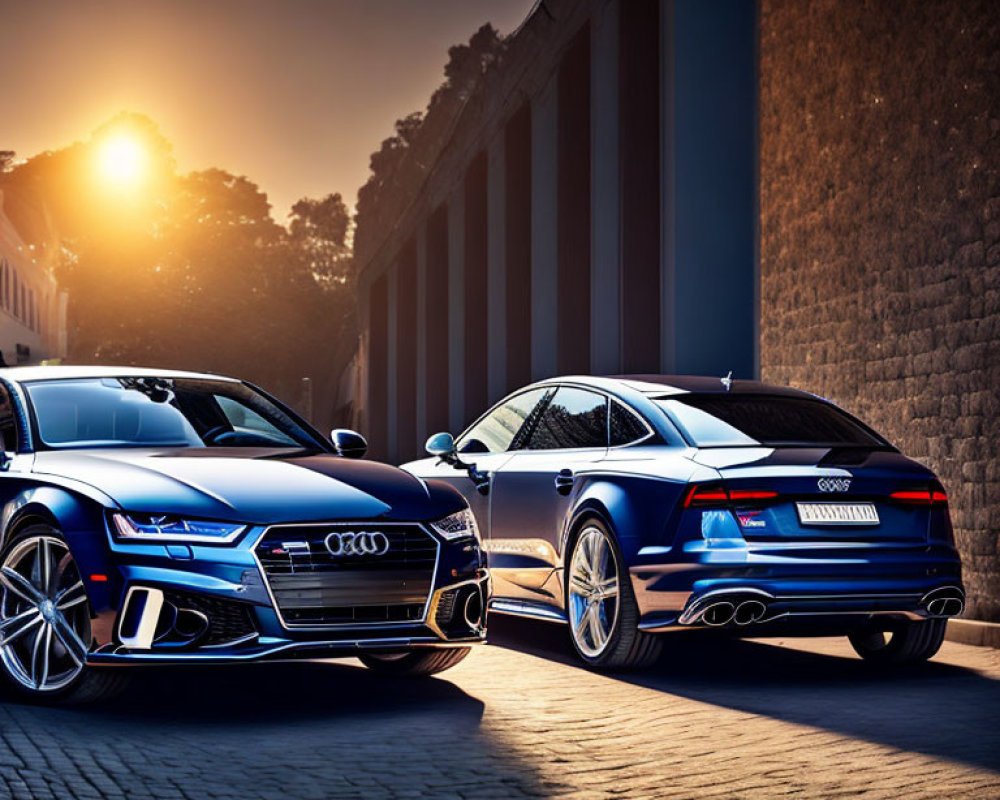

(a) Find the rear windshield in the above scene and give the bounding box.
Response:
[655,394,886,448]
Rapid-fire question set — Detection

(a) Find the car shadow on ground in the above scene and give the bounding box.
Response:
[99,658,482,722]
[0,659,558,799]
[488,614,1000,773]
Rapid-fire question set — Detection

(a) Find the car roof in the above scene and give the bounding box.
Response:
[534,374,815,398]
[0,365,238,384]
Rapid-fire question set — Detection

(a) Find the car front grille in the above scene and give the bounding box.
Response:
[255,523,439,628]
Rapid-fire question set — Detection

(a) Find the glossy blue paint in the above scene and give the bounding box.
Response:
[0,367,486,669]
[404,374,965,639]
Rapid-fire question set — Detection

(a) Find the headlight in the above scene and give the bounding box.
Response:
[112,513,246,543]
[430,508,480,541]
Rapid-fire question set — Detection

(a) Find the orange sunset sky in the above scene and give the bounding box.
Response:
[0,0,535,220]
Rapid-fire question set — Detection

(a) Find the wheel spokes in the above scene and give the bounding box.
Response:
[56,580,88,611]
[51,614,88,667]
[0,535,92,692]
[587,603,607,649]
[31,623,53,690]
[569,571,591,595]
[0,607,43,646]
[0,566,45,604]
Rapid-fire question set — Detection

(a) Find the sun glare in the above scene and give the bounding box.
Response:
[96,134,147,186]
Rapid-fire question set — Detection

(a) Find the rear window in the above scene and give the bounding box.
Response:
[655,394,886,448]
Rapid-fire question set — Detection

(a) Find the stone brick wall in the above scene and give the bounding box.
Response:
[759,0,1000,620]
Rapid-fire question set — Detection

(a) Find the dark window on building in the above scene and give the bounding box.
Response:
[504,103,532,392]
[526,387,608,450]
[395,239,417,460]
[424,205,450,436]
[610,401,649,446]
[464,151,489,423]
[557,23,592,375]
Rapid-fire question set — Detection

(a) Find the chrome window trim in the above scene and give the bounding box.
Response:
[251,521,442,632]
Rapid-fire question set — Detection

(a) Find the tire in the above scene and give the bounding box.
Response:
[564,517,662,670]
[0,524,130,704]
[359,647,471,676]
[848,618,947,666]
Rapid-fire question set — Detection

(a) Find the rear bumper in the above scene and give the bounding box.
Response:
[630,539,964,633]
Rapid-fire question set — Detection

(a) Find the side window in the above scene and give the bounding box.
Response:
[525,387,608,450]
[0,383,18,452]
[609,401,650,446]
[458,388,548,454]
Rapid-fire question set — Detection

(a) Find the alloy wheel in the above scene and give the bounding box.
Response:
[0,535,92,693]
[568,526,620,658]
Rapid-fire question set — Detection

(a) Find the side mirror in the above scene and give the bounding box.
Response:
[425,431,490,495]
[331,429,368,459]
[425,432,458,463]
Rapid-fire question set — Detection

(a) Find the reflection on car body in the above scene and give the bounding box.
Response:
[405,374,964,669]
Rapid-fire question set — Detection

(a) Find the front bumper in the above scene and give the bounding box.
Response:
[86,521,489,666]
[630,538,965,633]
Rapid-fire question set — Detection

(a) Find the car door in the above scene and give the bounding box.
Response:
[488,386,609,606]
[406,388,551,539]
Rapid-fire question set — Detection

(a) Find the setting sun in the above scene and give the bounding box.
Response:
[96,134,147,186]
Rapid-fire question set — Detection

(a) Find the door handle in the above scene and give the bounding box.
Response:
[554,468,574,495]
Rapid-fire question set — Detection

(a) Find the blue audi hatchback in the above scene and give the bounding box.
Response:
[405,375,964,670]
[0,367,487,703]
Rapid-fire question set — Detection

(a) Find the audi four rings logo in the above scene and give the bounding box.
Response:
[324,531,391,557]
[817,477,852,492]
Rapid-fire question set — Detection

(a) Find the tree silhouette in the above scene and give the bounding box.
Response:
[0,114,355,429]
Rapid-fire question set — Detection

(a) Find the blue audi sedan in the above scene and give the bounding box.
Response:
[404,375,964,670]
[0,367,487,703]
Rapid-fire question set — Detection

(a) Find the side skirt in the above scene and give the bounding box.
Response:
[489,598,568,624]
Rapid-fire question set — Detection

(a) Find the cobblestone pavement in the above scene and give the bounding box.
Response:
[1,617,999,799]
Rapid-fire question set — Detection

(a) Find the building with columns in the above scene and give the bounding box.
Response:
[353,0,999,622]
[355,0,757,465]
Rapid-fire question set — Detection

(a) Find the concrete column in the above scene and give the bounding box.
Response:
[385,263,398,463]
[660,0,676,373]
[531,74,559,381]
[415,223,428,450]
[590,0,621,375]
[487,133,507,403]
[447,195,466,432]
[662,0,758,379]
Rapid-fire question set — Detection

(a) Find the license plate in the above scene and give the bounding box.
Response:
[796,502,880,526]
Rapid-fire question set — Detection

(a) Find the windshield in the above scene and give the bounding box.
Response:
[655,394,887,448]
[25,377,325,451]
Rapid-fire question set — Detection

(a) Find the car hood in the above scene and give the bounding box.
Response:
[31,447,466,524]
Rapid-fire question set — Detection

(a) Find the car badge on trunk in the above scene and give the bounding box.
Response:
[817,477,851,492]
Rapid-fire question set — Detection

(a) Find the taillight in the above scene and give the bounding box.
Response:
[683,484,778,508]
[890,488,948,506]
[683,484,729,508]
[729,489,779,502]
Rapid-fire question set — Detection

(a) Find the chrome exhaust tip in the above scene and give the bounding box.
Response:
[463,590,484,630]
[701,601,736,627]
[923,587,965,617]
[734,600,767,625]
[928,597,964,617]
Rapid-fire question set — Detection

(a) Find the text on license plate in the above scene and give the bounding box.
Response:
[796,502,880,526]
